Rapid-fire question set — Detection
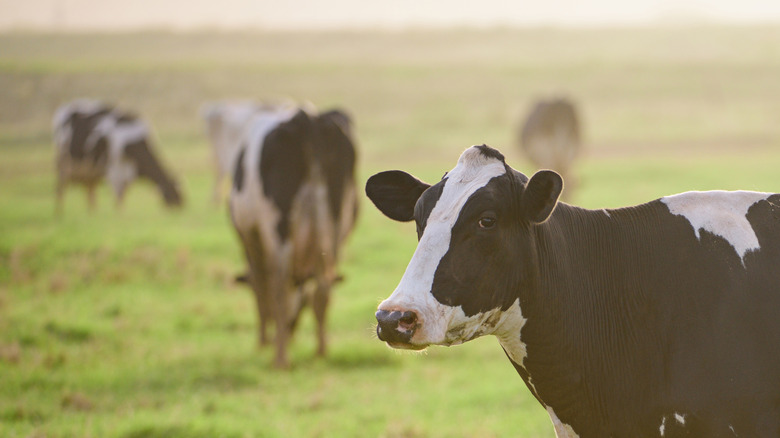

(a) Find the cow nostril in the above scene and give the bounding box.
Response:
[375,309,418,331]
[398,311,418,330]
[375,309,418,344]
[375,310,392,323]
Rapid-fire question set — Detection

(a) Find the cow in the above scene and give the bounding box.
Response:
[365,144,780,437]
[201,100,295,204]
[53,99,183,213]
[229,105,358,368]
[519,98,581,200]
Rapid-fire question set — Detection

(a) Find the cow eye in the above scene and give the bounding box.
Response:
[478,213,496,229]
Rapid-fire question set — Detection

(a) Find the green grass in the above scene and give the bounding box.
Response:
[2,26,780,437]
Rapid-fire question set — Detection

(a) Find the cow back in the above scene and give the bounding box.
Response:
[312,110,358,235]
[55,101,113,161]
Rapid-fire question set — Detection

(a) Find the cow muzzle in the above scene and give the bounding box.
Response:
[375,309,424,349]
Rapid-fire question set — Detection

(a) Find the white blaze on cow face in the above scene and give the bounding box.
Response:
[377,146,507,347]
[662,190,769,265]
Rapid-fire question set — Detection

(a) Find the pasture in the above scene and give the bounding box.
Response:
[2,26,780,437]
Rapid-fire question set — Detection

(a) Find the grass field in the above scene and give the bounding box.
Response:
[2,26,780,437]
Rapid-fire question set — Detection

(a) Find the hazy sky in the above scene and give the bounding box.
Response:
[3,0,780,30]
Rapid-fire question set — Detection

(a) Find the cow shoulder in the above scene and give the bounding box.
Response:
[67,105,114,160]
[314,109,357,222]
[260,110,312,240]
[661,190,771,264]
[233,146,247,192]
[114,117,155,174]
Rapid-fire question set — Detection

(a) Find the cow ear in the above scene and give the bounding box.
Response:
[522,170,563,223]
[366,170,430,222]
[320,109,351,132]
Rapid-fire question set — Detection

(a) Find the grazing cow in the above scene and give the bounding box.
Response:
[201,100,294,204]
[366,145,780,437]
[53,99,182,213]
[520,98,581,200]
[230,105,358,368]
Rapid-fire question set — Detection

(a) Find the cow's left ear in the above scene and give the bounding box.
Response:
[522,170,563,223]
[366,170,430,222]
[320,109,351,133]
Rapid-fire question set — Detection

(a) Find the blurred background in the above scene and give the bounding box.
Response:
[2,1,780,437]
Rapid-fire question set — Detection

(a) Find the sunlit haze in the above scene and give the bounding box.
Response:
[3,0,780,31]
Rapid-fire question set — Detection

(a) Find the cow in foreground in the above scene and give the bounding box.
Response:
[201,100,294,204]
[366,145,780,437]
[53,99,183,213]
[519,98,581,200]
[230,105,358,368]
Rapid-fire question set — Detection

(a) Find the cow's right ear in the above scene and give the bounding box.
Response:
[522,170,563,224]
[366,170,430,222]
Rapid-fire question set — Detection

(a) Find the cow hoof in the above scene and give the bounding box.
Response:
[273,358,290,370]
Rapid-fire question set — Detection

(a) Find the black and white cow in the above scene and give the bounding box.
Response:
[54,99,183,213]
[366,145,780,437]
[230,105,358,368]
[520,98,581,200]
[201,100,296,204]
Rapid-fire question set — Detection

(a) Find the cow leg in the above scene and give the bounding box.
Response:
[271,270,291,369]
[55,176,66,217]
[86,183,97,212]
[239,227,272,347]
[114,184,127,210]
[254,284,272,347]
[212,171,224,205]
[313,280,330,357]
[248,264,271,348]
[287,283,307,336]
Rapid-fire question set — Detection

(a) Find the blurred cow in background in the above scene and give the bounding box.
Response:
[201,100,294,204]
[230,104,358,368]
[519,98,581,200]
[53,99,183,214]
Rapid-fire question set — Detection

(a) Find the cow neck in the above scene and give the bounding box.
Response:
[126,142,177,195]
[516,202,666,434]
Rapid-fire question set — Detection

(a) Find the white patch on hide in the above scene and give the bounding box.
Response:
[494,299,529,365]
[229,106,300,243]
[547,406,580,438]
[661,190,769,264]
[377,146,507,346]
[102,116,151,196]
[201,100,297,182]
[660,416,666,436]
[674,412,686,425]
[494,299,540,396]
[52,98,105,131]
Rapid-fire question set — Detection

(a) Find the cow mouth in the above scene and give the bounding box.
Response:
[383,339,428,351]
[375,309,424,349]
[375,323,427,350]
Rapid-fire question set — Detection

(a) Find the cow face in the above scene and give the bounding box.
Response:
[366,145,562,351]
[161,181,183,207]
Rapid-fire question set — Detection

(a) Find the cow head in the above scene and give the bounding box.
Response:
[365,145,562,351]
[161,179,184,207]
[123,139,184,208]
